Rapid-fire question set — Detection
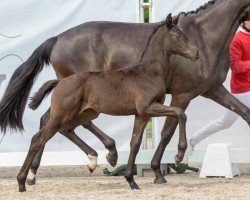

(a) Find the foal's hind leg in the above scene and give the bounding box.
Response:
[17,122,58,192]
[26,109,50,186]
[27,109,98,185]
[60,129,98,173]
[83,122,118,167]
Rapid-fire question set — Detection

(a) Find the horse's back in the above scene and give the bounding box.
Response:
[50,21,162,78]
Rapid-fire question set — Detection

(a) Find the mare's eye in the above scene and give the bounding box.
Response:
[176,34,180,38]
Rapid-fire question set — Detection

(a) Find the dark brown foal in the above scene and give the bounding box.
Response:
[17,14,199,192]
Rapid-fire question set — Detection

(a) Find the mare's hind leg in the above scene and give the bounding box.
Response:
[83,122,118,167]
[124,116,149,189]
[17,122,58,192]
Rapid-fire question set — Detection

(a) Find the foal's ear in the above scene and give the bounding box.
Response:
[172,14,179,25]
[166,13,173,29]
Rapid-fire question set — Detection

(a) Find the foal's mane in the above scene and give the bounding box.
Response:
[139,21,165,62]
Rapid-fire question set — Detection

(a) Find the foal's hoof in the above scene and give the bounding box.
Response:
[154,177,167,184]
[26,178,36,186]
[87,166,94,173]
[106,153,118,167]
[87,154,98,173]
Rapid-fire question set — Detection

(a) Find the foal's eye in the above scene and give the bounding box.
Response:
[176,34,180,38]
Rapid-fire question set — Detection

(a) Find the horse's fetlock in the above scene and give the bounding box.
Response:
[17,173,26,183]
[105,138,116,150]
[178,143,187,151]
[124,171,133,181]
[151,161,160,171]
[90,150,98,157]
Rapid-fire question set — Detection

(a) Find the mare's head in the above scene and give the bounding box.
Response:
[164,14,199,61]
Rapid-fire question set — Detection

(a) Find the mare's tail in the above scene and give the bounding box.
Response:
[0,37,58,133]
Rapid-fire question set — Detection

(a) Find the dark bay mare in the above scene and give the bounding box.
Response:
[1,0,250,186]
[16,15,199,192]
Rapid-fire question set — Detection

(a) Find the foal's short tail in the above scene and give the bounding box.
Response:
[29,80,60,110]
[0,36,57,133]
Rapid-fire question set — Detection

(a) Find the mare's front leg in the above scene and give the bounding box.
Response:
[149,95,191,184]
[124,116,149,189]
[203,84,250,125]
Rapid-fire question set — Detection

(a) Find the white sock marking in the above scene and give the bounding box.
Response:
[88,155,98,171]
[27,170,36,180]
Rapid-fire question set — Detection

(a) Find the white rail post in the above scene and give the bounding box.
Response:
[200,143,240,179]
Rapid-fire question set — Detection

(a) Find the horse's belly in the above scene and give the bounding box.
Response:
[86,89,137,116]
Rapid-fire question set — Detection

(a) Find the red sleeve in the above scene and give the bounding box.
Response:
[230,37,250,73]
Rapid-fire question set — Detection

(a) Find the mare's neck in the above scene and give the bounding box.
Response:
[140,26,170,77]
[196,0,250,68]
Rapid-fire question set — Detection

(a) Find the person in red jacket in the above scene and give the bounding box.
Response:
[183,21,250,163]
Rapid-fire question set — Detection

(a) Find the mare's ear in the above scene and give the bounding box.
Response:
[166,13,173,29]
[172,14,179,25]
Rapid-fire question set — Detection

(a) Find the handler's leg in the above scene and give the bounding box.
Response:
[190,109,239,146]
[124,116,149,189]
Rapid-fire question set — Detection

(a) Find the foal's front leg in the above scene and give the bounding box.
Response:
[124,116,149,189]
[143,102,188,182]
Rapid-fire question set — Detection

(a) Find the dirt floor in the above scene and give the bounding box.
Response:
[0,164,249,200]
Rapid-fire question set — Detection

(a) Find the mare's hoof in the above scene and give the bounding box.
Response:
[154,177,167,184]
[106,153,118,167]
[18,185,26,192]
[26,178,36,186]
[130,183,141,190]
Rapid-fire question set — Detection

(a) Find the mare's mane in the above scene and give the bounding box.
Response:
[139,0,220,61]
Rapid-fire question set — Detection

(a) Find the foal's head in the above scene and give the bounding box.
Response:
[164,14,199,61]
